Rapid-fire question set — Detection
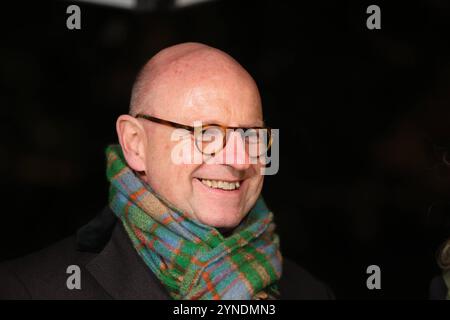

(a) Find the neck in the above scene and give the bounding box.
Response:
[217,227,234,237]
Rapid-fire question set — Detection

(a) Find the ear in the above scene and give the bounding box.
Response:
[116,114,147,172]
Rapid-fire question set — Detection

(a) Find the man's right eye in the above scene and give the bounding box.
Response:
[200,127,223,142]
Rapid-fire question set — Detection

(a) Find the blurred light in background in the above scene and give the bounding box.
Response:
[71,0,217,11]
[74,0,138,10]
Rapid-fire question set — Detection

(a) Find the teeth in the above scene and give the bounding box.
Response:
[199,179,241,190]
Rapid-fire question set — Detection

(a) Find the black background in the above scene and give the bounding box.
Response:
[1,0,450,299]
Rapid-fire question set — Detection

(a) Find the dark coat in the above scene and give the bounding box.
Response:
[429,275,448,300]
[0,207,334,300]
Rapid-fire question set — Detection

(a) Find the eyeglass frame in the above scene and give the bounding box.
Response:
[134,113,272,157]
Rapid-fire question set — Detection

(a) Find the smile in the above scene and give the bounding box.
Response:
[199,179,241,191]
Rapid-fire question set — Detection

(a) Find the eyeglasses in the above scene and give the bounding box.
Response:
[134,113,272,157]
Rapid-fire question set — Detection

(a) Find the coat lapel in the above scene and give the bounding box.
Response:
[85,218,171,300]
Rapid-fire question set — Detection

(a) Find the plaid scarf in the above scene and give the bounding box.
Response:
[106,144,282,300]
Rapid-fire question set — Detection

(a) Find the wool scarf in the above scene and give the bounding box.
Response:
[106,144,282,300]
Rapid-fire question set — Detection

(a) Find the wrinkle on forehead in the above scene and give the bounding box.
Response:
[129,42,262,122]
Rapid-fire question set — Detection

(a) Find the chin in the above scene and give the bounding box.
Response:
[195,209,245,229]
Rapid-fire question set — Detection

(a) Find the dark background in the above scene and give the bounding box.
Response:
[1,0,450,299]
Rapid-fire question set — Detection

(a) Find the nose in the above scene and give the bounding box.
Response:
[217,130,251,170]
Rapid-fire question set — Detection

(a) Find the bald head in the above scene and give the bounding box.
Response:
[129,42,261,120]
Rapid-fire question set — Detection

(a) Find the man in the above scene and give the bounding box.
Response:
[429,238,450,299]
[0,43,333,299]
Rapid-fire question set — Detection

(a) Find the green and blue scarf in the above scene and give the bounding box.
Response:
[106,144,282,300]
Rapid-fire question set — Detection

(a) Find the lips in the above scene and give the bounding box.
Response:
[198,178,240,190]
[194,177,246,196]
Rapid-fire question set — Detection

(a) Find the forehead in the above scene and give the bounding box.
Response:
[148,70,263,127]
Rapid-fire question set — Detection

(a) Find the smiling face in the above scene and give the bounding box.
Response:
[117,43,264,228]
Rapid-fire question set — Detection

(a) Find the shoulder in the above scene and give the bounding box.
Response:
[0,234,99,299]
[279,257,334,300]
[0,206,117,299]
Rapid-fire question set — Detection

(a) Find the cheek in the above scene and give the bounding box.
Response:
[252,177,264,195]
[150,162,199,200]
[248,165,264,187]
[142,140,174,190]
[173,164,198,187]
[165,164,200,214]
[245,171,264,200]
